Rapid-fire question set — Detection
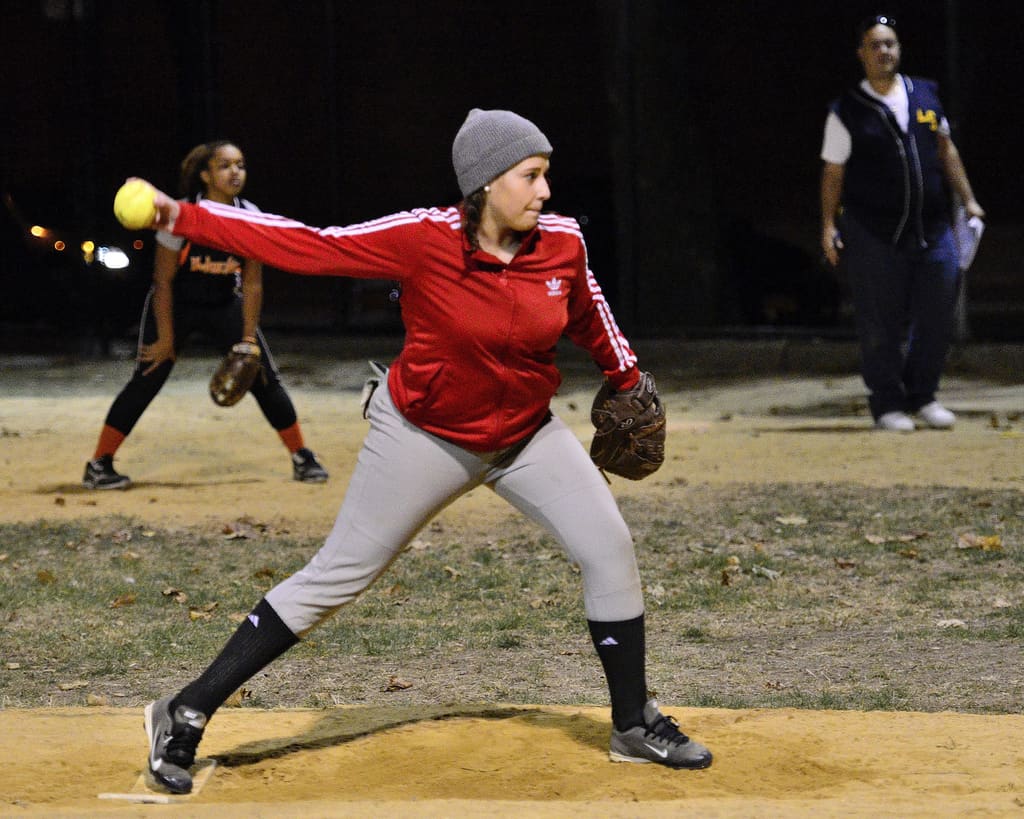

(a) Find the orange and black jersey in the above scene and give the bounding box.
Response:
[156,195,259,306]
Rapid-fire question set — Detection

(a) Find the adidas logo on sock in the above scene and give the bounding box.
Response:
[599,636,619,646]
[247,613,260,628]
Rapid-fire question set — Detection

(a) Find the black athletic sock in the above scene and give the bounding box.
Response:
[173,598,298,719]
[588,613,648,731]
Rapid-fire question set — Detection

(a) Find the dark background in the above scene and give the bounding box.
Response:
[3,0,1022,355]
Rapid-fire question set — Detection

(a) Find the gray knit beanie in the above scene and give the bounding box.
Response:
[452,108,553,197]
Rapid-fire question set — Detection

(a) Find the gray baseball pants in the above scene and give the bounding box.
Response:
[266,379,644,635]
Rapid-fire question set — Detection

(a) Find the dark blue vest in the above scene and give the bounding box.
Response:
[830,76,951,245]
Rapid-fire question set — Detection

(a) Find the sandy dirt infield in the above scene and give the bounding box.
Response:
[1,347,1022,816]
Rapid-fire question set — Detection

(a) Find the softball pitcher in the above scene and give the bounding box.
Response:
[83,141,327,489]
[138,110,712,794]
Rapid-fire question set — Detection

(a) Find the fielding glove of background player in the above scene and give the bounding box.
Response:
[589,371,666,480]
[209,340,261,407]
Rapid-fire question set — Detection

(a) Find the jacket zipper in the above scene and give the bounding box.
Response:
[873,107,912,245]
[906,133,927,248]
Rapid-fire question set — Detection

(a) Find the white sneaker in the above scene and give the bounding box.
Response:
[917,401,955,429]
[876,411,915,432]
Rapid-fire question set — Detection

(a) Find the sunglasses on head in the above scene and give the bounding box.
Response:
[857,14,897,41]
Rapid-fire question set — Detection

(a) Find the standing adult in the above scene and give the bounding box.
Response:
[820,14,985,431]
[83,141,328,488]
[136,109,712,794]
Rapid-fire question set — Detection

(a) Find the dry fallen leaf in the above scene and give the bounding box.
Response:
[188,602,219,621]
[87,693,109,706]
[36,569,56,584]
[956,533,1002,551]
[384,676,413,692]
[646,583,666,601]
[834,558,857,569]
[222,687,252,707]
[109,593,136,608]
[776,515,808,526]
[936,619,967,629]
[751,564,781,581]
[864,534,888,545]
[720,555,742,586]
[162,587,188,604]
[443,565,461,579]
[58,680,88,691]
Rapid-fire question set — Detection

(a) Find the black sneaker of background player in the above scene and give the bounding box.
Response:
[292,448,329,482]
[82,455,131,490]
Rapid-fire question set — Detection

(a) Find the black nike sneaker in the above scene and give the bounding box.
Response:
[609,699,712,769]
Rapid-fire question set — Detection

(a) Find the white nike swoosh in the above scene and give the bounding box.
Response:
[150,734,169,769]
[644,743,669,758]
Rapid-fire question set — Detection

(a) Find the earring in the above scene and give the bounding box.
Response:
[483,185,490,193]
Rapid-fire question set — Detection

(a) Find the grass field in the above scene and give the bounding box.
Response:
[3,482,1021,715]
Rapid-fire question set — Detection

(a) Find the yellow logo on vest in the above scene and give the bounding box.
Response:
[189,255,242,275]
[916,108,938,131]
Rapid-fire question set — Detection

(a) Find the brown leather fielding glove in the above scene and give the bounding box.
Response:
[209,340,261,407]
[589,371,666,480]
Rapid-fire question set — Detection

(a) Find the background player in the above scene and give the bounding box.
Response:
[83,141,328,489]
[137,109,712,794]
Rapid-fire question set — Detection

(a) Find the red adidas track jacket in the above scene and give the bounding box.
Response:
[172,201,639,451]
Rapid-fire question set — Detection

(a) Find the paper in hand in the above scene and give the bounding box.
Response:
[953,204,985,271]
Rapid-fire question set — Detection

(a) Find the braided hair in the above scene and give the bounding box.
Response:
[461,188,487,249]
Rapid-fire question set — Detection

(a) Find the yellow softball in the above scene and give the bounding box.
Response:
[113,179,157,230]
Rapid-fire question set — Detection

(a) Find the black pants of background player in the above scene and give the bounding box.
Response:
[102,289,298,436]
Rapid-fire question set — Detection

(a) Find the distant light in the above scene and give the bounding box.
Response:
[81,240,95,253]
[132,239,145,250]
[97,246,130,269]
[30,225,46,237]
[54,240,66,251]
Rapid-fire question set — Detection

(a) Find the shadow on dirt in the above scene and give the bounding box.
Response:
[213,705,608,767]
